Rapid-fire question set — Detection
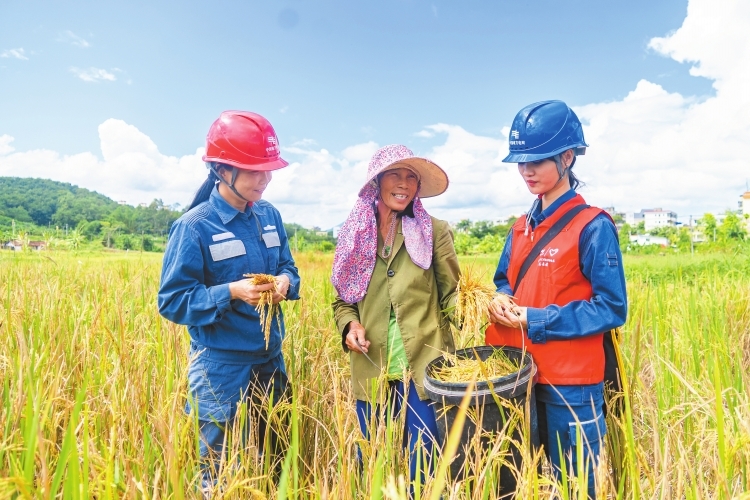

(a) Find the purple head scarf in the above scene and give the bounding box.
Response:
[331,145,443,304]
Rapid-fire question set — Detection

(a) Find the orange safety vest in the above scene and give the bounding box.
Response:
[485,194,606,385]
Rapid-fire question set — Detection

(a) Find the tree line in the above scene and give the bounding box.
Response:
[3,176,745,254]
[0,177,338,252]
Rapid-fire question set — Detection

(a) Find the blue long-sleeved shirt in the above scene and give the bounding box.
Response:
[493,190,627,344]
[158,187,300,359]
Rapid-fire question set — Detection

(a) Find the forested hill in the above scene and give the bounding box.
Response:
[0,176,181,236]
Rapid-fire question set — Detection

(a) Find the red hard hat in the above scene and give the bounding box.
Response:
[202,111,289,171]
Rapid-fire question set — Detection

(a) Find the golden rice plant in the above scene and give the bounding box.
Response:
[455,266,520,346]
[455,268,496,347]
[244,273,278,349]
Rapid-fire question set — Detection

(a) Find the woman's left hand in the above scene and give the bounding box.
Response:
[273,274,291,304]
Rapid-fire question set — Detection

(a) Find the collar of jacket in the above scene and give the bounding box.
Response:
[530,188,576,228]
[209,186,268,224]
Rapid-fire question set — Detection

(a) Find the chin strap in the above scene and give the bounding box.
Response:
[208,162,252,204]
[523,152,576,238]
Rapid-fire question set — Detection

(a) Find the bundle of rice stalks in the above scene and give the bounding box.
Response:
[244,273,278,349]
[431,348,520,383]
[455,270,496,346]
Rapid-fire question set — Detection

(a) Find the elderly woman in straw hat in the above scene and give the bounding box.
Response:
[332,144,459,483]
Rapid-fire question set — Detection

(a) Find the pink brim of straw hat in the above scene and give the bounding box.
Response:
[358,144,449,198]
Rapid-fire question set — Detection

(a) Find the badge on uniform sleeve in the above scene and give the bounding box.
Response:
[262,231,280,248]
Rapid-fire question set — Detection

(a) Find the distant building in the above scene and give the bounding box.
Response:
[644,208,677,231]
[626,208,677,231]
[625,211,644,227]
[603,207,626,228]
[629,234,669,246]
[3,240,45,251]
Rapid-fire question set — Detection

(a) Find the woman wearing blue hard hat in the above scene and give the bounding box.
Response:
[485,100,627,498]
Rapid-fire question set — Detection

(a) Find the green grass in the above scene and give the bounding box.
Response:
[0,249,749,499]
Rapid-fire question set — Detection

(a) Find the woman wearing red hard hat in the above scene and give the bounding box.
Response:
[485,101,627,498]
[158,111,300,490]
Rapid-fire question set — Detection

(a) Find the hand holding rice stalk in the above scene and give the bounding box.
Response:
[455,267,520,347]
[244,273,280,349]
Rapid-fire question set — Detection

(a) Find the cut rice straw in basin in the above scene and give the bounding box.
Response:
[431,348,520,383]
[244,273,279,349]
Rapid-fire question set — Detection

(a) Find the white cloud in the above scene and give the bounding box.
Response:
[267,0,750,227]
[265,143,375,228]
[1,48,28,60]
[279,105,289,114]
[0,119,205,208]
[70,67,117,82]
[0,135,15,155]
[571,0,750,219]
[58,30,91,48]
[1,0,746,228]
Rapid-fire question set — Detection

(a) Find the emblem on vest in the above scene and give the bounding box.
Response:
[538,247,558,267]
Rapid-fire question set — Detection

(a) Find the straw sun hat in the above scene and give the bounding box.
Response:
[359,144,449,199]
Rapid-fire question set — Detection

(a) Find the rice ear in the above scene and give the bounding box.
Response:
[244,273,278,349]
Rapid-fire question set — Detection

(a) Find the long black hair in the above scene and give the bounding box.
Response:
[568,167,583,190]
[187,164,222,211]
[566,153,584,190]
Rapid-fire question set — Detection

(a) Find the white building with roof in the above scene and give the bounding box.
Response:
[644,209,677,231]
[627,208,677,231]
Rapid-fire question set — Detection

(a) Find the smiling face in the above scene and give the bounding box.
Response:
[218,167,272,209]
[378,167,419,212]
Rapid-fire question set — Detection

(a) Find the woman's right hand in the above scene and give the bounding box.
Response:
[345,321,370,353]
[229,280,277,306]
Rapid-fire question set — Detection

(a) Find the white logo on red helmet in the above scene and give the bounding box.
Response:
[266,135,279,153]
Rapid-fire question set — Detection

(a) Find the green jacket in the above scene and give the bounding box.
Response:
[332,216,459,401]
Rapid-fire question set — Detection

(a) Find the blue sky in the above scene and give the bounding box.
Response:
[1,0,748,229]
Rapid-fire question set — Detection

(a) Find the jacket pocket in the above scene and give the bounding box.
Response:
[207,241,248,285]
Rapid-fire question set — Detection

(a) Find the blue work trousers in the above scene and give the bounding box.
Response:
[536,383,606,499]
[356,379,439,486]
[185,341,288,481]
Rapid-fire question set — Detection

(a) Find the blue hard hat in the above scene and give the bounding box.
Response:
[503,100,588,163]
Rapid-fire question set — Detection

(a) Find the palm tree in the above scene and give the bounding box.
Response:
[16,229,30,251]
[68,229,84,250]
[100,221,122,248]
[41,230,55,251]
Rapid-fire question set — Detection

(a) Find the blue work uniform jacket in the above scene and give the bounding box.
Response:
[158,187,300,361]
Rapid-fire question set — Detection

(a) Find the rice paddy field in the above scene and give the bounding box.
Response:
[1,249,749,499]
